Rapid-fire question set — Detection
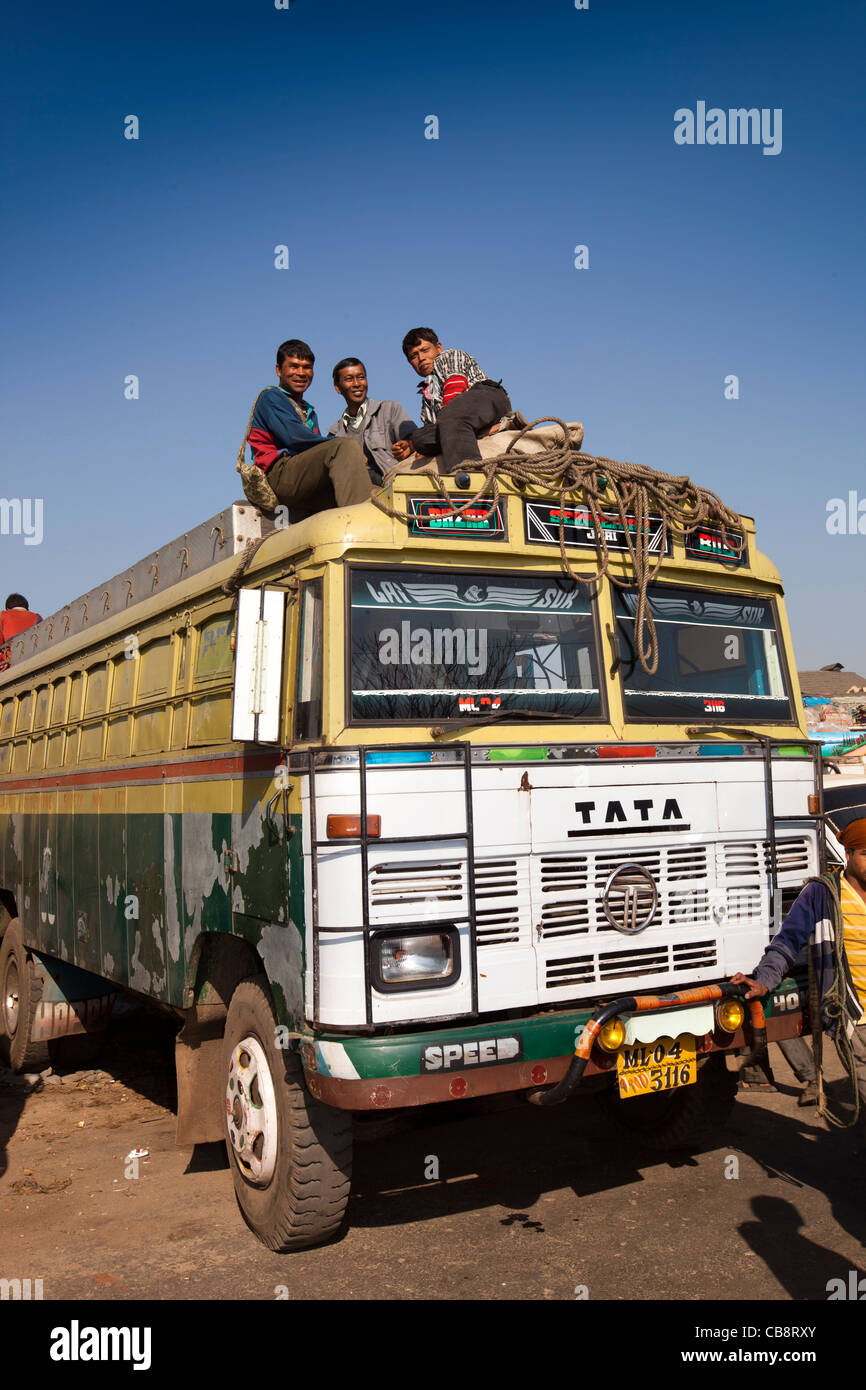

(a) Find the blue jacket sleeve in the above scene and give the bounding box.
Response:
[752,882,828,991]
[252,389,329,456]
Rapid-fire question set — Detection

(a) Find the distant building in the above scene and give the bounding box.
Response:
[798,663,866,698]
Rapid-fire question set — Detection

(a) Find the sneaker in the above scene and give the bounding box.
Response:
[798,1080,819,1107]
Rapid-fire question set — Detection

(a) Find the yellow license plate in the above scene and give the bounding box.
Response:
[616,1034,697,1099]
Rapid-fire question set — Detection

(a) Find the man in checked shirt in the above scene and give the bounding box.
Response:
[391,327,513,474]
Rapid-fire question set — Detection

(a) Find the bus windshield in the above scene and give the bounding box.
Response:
[349,567,603,722]
[614,583,792,722]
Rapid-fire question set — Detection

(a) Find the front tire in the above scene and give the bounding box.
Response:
[599,1054,737,1151]
[0,921,51,1073]
[222,977,352,1251]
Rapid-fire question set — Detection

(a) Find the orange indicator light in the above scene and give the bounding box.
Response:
[326,814,381,839]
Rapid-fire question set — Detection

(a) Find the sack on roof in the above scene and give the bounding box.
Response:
[236,389,279,512]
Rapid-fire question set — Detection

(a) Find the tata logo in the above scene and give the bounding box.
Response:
[569,798,688,836]
[601,864,659,934]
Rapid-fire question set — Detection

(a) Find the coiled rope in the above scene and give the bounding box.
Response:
[372,417,744,675]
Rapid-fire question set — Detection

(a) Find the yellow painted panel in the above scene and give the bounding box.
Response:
[1,700,13,738]
[12,741,28,773]
[170,702,189,751]
[107,715,132,759]
[84,664,109,717]
[110,655,136,710]
[29,735,47,771]
[194,614,233,682]
[50,677,69,726]
[15,692,33,734]
[125,784,164,816]
[133,707,169,755]
[80,722,105,762]
[33,686,51,731]
[46,731,65,768]
[189,691,232,745]
[182,780,236,814]
[0,743,10,774]
[68,674,83,721]
[64,727,80,765]
[139,637,172,697]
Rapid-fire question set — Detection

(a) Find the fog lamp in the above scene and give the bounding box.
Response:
[717,998,745,1033]
[598,1017,626,1052]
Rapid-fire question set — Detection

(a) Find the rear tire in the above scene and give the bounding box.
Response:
[222,976,352,1251]
[599,1054,737,1151]
[0,922,51,1073]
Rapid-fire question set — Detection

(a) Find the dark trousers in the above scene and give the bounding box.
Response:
[410,382,511,473]
[267,437,373,520]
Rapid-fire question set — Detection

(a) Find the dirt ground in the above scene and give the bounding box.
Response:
[1,1006,865,1304]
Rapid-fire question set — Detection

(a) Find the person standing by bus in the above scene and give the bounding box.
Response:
[0,594,41,669]
[391,328,512,474]
[731,817,866,1133]
[246,339,374,519]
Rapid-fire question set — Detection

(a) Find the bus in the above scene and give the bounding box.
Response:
[0,457,822,1250]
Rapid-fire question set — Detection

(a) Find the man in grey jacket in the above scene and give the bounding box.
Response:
[329,358,417,481]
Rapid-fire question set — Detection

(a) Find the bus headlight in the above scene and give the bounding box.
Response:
[716,998,745,1034]
[373,930,461,992]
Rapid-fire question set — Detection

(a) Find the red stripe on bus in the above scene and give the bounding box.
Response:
[0,750,279,792]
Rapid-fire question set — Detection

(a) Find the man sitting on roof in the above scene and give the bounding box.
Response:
[391,328,512,475]
[329,358,416,481]
[0,594,41,669]
[246,339,374,520]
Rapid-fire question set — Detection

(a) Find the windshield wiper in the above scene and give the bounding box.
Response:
[431,707,575,740]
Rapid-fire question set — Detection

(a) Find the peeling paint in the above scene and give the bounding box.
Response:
[103,953,116,975]
[129,931,152,992]
[232,885,245,913]
[232,804,266,875]
[258,921,304,1030]
[151,919,165,960]
[163,813,180,964]
[105,874,120,906]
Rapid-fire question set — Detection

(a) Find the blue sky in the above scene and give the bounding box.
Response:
[2,0,864,671]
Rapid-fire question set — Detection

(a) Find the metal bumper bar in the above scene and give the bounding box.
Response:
[527,981,767,1107]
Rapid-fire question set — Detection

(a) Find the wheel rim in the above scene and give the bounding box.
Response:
[225,1035,278,1186]
[2,958,19,1039]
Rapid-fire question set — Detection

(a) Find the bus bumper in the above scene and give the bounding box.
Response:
[301,977,808,1111]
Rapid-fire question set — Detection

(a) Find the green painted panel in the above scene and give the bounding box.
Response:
[98,807,128,982]
[36,803,57,957]
[126,797,169,1000]
[55,805,75,961]
[72,806,103,976]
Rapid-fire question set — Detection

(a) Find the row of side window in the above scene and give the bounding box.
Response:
[0,611,236,773]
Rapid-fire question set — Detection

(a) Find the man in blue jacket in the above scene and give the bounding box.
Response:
[246,339,373,519]
[732,817,866,1132]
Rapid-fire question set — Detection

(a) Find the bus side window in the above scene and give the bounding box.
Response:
[295,579,323,742]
